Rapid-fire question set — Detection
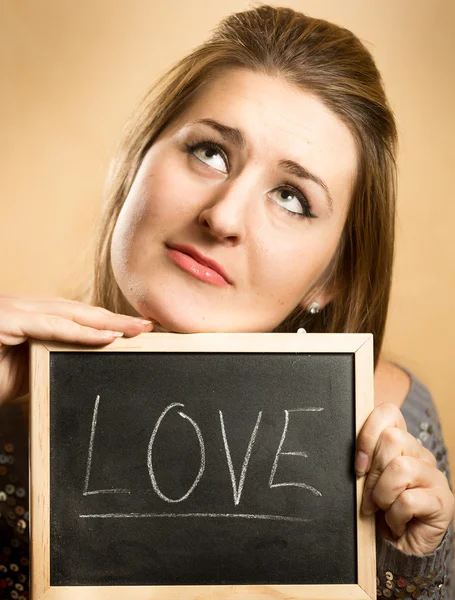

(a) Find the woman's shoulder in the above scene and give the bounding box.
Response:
[375,360,450,480]
[374,360,412,409]
[375,361,438,424]
[375,359,440,433]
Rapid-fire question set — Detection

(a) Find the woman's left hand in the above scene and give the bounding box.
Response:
[355,402,455,555]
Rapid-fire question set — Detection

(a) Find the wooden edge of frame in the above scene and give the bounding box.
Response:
[30,340,51,598]
[42,331,372,353]
[41,583,372,599]
[355,335,376,600]
[33,332,375,600]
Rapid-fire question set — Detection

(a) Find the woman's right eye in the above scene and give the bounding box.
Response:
[185,141,316,220]
[186,141,229,174]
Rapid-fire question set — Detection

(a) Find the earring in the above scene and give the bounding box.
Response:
[307,301,320,314]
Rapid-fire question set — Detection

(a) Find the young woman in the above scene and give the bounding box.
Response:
[0,5,453,598]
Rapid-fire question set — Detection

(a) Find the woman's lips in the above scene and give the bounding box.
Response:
[166,244,232,288]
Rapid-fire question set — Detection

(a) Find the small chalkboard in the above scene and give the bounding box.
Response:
[30,333,376,599]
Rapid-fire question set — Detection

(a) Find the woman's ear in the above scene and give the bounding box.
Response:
[299,286,335,314]
[298,263,340,314]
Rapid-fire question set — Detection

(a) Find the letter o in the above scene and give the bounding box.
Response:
[147,403,205,503]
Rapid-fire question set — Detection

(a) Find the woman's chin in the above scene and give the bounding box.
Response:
[132,305,221,334]
[152,318,229,334]
[125,296,277,334]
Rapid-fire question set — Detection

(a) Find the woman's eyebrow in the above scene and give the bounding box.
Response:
[186,118,334,214]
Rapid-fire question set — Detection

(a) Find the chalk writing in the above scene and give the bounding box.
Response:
[269,408,324,497]
[79,512,309,522]
[219,410,262,505]
[82,394,100,495]
[147,403,206,503]
[81,397,324,514]
[83,395,131,496]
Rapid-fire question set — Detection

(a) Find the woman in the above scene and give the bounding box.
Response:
[0,5,453,598]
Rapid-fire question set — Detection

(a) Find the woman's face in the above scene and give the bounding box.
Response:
[110,69,357,332]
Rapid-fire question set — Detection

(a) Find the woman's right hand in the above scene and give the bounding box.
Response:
[0,293,154,405]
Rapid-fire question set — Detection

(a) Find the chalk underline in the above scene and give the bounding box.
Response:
[79,512,310,523]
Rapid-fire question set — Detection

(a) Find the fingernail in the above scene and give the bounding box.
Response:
[103,331,124,337]
[362,488,374,515]
[355,450,369,476]
[137,319,153,326]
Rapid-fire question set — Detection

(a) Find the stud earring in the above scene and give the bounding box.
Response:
[307,301,320,314]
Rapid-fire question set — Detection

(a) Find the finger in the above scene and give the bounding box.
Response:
[1,294,150,321]
[384,486,454,540]
[355,402,407,477]
[4,301,154,338]
[0,311,128,346]
[8,296,153,324]
[367,456,447,515]
[33,302,154,337]
[362,427,437,514]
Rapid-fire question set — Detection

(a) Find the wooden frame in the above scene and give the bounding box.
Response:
[30,332,375,600]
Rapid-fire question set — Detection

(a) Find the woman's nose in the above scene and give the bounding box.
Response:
[198,180,251,244]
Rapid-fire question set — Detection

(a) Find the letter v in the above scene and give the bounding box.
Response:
[219,410,262,506]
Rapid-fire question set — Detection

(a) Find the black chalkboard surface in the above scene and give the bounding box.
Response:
[30,333,376,600]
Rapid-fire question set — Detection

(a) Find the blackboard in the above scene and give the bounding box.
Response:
[30,333,376,600]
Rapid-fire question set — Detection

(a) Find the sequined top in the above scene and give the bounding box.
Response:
[376,366,454,599]
[0,366,453,599]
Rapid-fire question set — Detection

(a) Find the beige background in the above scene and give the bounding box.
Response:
[1,1,454,465]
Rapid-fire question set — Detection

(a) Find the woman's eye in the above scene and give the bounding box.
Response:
[269,187,317,219]
[187,141,228,173]
[186,141,316,220]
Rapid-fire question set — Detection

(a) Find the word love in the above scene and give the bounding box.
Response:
[83,397,324,505]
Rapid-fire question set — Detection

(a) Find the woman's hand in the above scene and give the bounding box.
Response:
[0,293,154,405]
[355,402,455,555]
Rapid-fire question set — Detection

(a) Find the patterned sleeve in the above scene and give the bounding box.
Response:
[375,366,454,599]
[0,400,30,599]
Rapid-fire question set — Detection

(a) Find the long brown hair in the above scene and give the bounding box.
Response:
[85,4,397,367]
